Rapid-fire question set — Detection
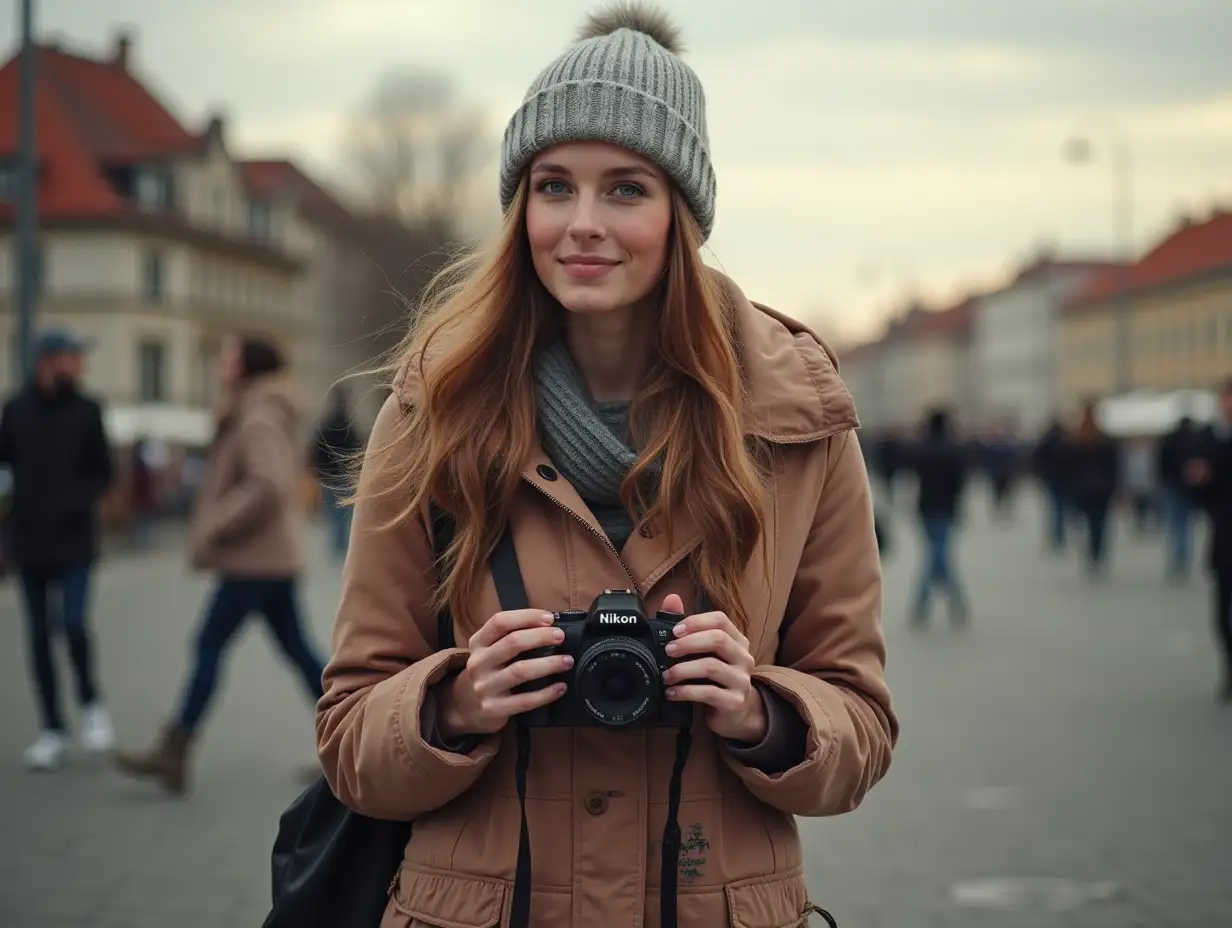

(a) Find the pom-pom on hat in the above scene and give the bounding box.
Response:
[499,2,716,240]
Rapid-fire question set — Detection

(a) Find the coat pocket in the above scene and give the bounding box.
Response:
[723,869,830,928]
[386,864,510,928]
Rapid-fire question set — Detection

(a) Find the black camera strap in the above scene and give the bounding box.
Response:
[489,527,697,928]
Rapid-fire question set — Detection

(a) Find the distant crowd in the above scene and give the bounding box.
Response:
[860,383,1232,702]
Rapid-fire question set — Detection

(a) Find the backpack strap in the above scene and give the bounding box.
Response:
[429,501,456,650]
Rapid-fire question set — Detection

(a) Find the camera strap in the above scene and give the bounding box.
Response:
[489,526,699,928]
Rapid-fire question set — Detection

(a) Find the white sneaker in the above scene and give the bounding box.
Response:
[80,704,116,754]
[24,731,68,771]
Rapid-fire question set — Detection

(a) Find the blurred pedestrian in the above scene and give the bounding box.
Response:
[1067,401,1120,578]
[0,329,115,770]
[1158,415,1202,580]
[115,334,327,794]
[983,422,1020,520]
[1185,379,1232,701]
[1033,418,1070,551]
[907,408,969,626]
[1121,436,1158,535]
[129,435,158,550]
[308,386,364,561]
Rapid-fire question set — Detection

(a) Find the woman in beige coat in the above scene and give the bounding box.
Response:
[117,334,326,794]
[318,6,897,927]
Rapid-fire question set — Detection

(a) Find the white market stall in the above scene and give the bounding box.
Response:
[1096,390,1219,438]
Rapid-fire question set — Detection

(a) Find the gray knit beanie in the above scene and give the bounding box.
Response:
[499,3,716,240]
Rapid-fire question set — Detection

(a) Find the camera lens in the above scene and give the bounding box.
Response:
[576,637,659,726]
[598,665,636,703]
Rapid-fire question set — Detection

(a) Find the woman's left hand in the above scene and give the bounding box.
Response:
[660,593,767,744]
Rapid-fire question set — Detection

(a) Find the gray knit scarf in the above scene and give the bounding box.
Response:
[532,340,657,507]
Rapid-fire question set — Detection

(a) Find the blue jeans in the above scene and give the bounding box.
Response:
[1046,484,1068,550]
[1161,487,1193,574]
[322,486,352,561]
[19,565,98,733]
[914,515,965,617]
[1077,498,1110,568]
[176,579,325,732]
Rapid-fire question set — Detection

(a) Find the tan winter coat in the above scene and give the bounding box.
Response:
[189,375,304,578]
[317,277,898,928]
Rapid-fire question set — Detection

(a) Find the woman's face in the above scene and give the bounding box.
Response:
[526,141,673,316]
[216,338,241,388]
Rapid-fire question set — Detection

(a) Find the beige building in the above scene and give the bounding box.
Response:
[1059,211,1232,410]
[841,299,976,435]
[0,33,357,442]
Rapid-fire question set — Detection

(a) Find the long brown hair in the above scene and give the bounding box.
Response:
[356,178,767,630]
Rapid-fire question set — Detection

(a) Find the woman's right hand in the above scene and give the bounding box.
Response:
[437,610,573,738]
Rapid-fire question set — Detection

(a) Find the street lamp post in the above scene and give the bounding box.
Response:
[14,0,39,384]
[1066,118,1134,396]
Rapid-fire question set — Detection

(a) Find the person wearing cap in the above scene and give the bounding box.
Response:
[314,5,896,927]
[0,328,116,770]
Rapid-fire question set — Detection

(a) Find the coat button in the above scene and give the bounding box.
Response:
[583,792,608,815]
[536,464,558,481]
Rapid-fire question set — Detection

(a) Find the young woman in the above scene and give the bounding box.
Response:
[317,6,897,927]
[116,334,327,794]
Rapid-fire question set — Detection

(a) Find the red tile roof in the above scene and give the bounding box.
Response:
[0,38,313,268]
[1014,257,1122,285]
[1068,211,1232,311]
[0,43,201,220]
[240,160,353,229]
[897,296,976,340]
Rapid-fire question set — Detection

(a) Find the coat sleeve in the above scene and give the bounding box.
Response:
[315,396,501,820]
[196,409,289,546]
[721,429,898,816]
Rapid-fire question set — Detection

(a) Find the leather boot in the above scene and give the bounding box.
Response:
[114,724,193,795]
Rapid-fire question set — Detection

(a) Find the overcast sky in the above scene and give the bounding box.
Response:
[5,0,1230,342]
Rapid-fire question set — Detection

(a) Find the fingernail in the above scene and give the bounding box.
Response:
[540,612,555,623]
[562,655,574,668]
[552,629,565,642]
[556,683,568,694]
[664,642,678,656]
[673,623,687,637]
[665,687,677,699]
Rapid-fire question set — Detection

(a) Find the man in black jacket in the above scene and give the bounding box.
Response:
[1158,416,1202,580]
[308,387,364,561]
[908,408,970,626]
[0,329,115,769]
[1187,381,1232,701]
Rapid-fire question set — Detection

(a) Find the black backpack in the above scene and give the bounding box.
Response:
[261,507,456,928]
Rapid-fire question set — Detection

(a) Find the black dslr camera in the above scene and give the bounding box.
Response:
[516,590,695,728]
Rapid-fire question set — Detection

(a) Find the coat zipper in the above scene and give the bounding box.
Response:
[522,477,641,594]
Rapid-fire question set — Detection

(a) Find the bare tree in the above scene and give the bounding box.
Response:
[339,68,492,374]
[346,67,491,231]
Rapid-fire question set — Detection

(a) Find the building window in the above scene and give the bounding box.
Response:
[137,339,167,403]
[135,167,169,212]
[0,160,16,201]
[143,250,165,301]
[247,199,273,240]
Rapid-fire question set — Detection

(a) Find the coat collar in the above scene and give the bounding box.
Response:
[394,273,859,592]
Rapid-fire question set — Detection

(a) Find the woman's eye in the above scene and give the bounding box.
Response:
[613,182,645,199]
[538,179,570,196]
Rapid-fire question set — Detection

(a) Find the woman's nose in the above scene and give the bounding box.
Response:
[567,193,604,240]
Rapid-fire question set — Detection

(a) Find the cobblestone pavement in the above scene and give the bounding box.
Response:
[1,489,1229,927]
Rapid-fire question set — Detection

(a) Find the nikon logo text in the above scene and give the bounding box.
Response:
[599,614,637,625]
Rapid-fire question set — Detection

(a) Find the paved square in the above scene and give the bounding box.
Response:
[1,487,1229,927]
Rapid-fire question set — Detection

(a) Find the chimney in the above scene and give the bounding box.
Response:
[204,111,227,147]
[112,28,134,70]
